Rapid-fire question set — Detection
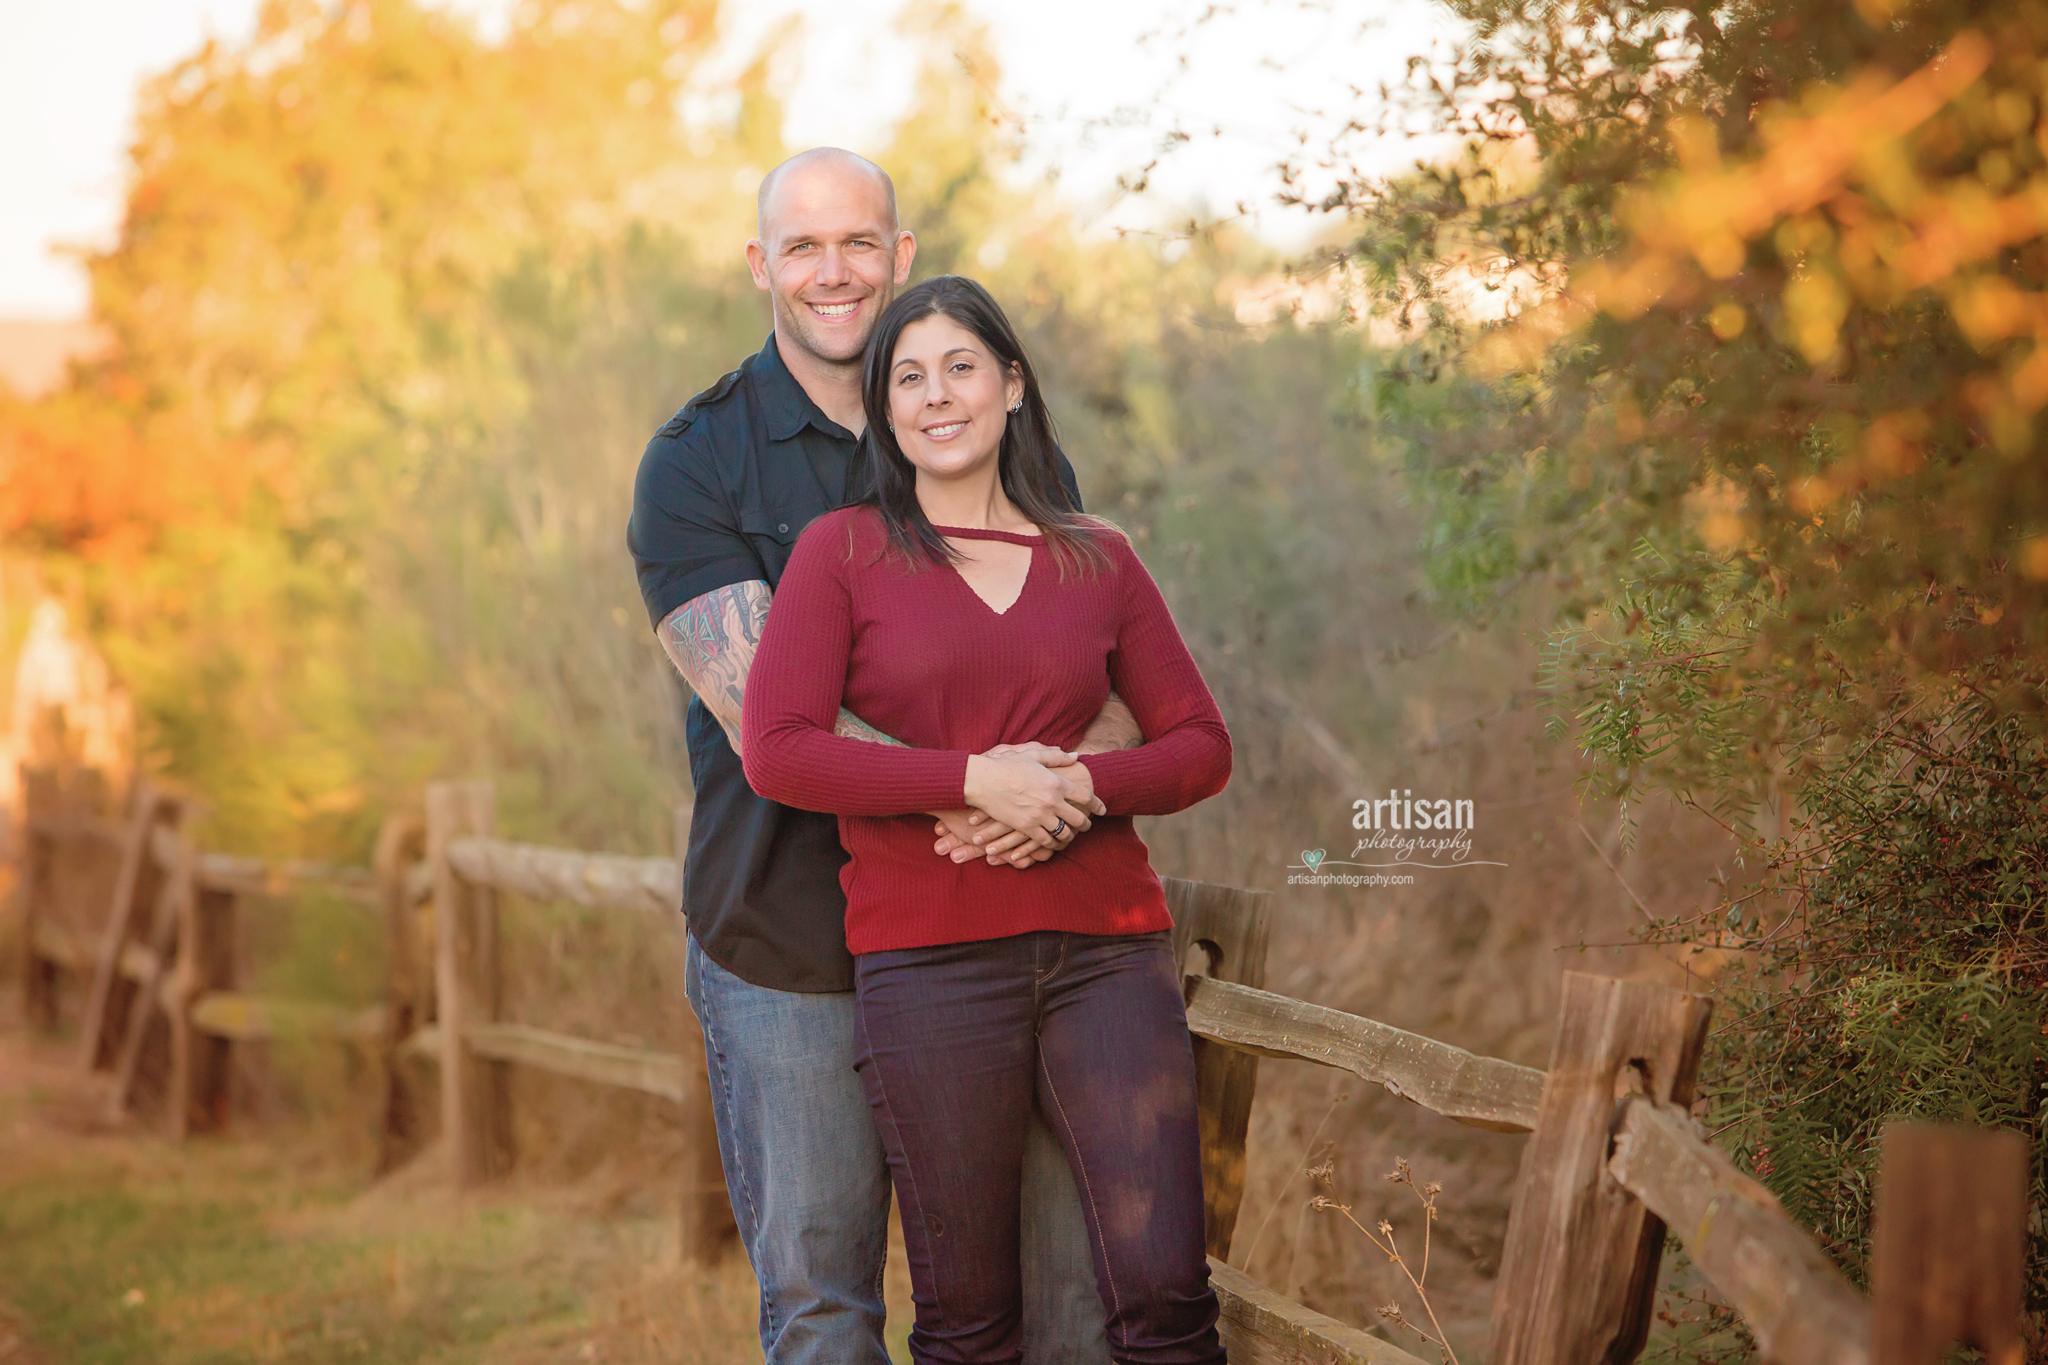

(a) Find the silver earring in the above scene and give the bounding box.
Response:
[1007,401,1021,413]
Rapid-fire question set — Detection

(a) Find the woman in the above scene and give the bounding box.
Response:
[741,275,1231,1365]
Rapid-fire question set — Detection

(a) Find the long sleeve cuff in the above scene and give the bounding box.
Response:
[1078,724,1231,817]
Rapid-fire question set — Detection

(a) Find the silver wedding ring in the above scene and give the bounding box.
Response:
[1049,819,1068,839]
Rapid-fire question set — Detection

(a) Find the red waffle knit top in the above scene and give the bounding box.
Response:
[740,506,1231,955]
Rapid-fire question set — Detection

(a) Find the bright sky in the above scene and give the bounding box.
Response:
[0,0,1457,318]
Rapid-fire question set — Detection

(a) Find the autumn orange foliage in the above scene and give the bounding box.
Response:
[0,392,255,565]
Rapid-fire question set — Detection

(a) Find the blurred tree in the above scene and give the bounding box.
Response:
[12,0,1351,863]
[43,0,769,850]
[1305,0,2048,1349]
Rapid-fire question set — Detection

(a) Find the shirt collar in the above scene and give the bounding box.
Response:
[756,333,856,444]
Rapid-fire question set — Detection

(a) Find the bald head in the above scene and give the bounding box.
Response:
[744,147,916,380]
[756,147,898,243]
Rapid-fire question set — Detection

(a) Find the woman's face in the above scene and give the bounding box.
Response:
[886,313,1023,485]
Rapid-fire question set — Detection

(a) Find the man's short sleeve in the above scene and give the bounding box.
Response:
[1053,447,1085,513]
[629,421,762,628]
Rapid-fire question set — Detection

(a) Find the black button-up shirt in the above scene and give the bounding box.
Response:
[629,334,1081,992]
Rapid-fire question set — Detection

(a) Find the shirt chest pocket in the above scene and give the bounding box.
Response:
[740,509,802,586]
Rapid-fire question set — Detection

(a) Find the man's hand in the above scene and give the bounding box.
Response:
[933,809,1053,866]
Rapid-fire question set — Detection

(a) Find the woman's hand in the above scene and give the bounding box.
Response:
[973,758,1098,867]
[931,742,1075,865]
[962,750,1105,858]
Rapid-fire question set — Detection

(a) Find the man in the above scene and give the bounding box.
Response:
[628,148,1134,1365]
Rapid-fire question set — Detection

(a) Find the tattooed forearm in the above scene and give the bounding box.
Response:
[656,580,907,755]
[835,709,907,746]
[658,580,772,754]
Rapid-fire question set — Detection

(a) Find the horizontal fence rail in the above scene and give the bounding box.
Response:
[18,768,2028,1365]
[151,822,382,906]
[1208,1258,1429,1365]
[403,1023,688,1103]
[1184,976,1545,1133]
[444,836,677,917]
[1607,1096,1871,1365]
[191,993,386,1043]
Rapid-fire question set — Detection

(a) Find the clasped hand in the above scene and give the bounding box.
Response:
[932,743,1106,870]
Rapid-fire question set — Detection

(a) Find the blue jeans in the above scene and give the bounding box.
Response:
[687,934,1111,1365]
[855,931,1223,1365]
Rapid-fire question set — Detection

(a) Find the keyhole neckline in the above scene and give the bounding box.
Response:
[931,523,1044,548]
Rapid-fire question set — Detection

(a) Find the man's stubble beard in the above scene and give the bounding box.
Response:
[774,289,884,372]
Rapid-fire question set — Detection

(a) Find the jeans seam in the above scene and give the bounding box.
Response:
[1037,1050,1125,1350]
[1033,933,1069,989]
[694,947,777,1338]
[856,1001,941,1327]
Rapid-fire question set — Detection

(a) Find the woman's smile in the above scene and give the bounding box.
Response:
[923,419,968,440]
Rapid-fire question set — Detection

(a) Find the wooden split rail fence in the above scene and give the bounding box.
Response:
[15,772,2031,1364]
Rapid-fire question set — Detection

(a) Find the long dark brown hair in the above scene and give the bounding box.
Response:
[856,275,1112,575]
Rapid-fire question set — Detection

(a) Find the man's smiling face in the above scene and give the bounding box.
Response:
[747,153,915,371]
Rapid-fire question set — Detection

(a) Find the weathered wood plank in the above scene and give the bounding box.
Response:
[78,782,168,1071]
[1183,976,1544,1133]
[109,819,195,1121]
[1208,1258,1429,1365]
[20,767,122,1030]
[189,991,386,1042]
[174,887,239,1136]
[471,1023,686,1102]
[445,836,679,916]
[1488,971,1712,1365]
[1609,1096,1870,1365]
[375,811,431,1174]
[1167,878,1272,1259]
[24,813,123,844]
[149,824,380,906]
[1870,1122,2028,1365]
[32,919,160,982]
[32,918,98,972]
[401,1023,687,1103]
[19,789,60,1030]
[193,854,379,905]
[429,782,513,1186]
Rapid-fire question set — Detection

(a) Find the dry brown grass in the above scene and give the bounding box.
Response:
[0,998,831,1365]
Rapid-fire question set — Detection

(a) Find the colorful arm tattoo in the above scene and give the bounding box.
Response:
[655,580,905,753]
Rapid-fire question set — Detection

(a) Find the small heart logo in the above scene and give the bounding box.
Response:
[1301,849,1326,872]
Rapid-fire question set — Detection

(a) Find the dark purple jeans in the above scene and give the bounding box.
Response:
[854,930,1225,1365]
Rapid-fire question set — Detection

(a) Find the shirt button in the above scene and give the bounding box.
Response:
[778,522,789,534]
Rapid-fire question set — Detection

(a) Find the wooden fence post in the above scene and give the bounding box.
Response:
[18,770,58,1030]
[427,780,511,1187]
[107,799,195,1121]
[1870,1122,2028,1365]
[673,802,737,1262]
[1487,971,1712,1365]
[77,780,167,1071]
[172,880,239,1137]
[1165,878,1271,1260]
[374,810,429,1173]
